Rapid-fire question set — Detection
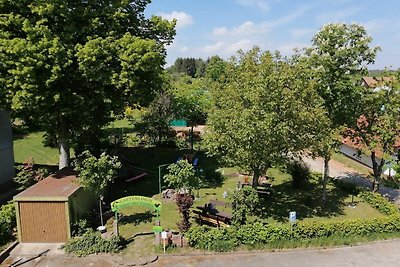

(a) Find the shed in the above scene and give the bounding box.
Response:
[13,168,92,243]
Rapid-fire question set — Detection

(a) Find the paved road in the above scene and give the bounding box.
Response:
[153,239,400,267]
[302,156,400,205]
[3,239,400,267]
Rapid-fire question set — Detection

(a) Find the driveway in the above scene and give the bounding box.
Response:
[302,156,400,205]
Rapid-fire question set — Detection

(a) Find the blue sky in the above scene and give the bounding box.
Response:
[145,0,400,69]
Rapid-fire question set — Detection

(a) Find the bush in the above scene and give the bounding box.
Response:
[14,159,49,190]
[287,160,311,188]
[331,178,362,195]
[186,193,400,251]
[63,229,124,257]
[0,202,16,245]
[358,191,399,215]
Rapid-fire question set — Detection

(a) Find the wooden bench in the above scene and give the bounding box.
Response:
[192,209,230,227]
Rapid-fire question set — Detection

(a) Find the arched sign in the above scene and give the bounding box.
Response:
[111,196,162,213]
[110,196,162,236]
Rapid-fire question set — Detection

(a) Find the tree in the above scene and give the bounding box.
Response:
[205,56,227,82]
[348,75,400,191]
[75,151,121,226]
[175,193,194,232]
[163,159,200,194]
[137,91,176,146]
[306,23,380,202]
[205,48,328,188]
[13,158,49,190]
[170,75,210,152]
[0,0,175,169]
[231,187,259,226]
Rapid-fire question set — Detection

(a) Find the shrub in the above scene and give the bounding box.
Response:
[0,202,16,245]
[186,193,400,251]
[231,187,259,226]
[358,191,399,215]
[331,178,362,195]
[63,229,124,257]
[176,193,194,232]
[287,160,311,188]
[14,159,49,190]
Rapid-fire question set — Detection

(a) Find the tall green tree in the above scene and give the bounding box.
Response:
[0,0,175,168]
[205,48,328,188]
[306,23,380,202]
[348,75,400,191]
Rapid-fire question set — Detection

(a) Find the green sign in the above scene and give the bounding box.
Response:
[152,226,163,233]
[111,196,162,212]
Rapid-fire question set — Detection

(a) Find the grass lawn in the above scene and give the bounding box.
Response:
[13,132,59,165]
[102,147,386,257]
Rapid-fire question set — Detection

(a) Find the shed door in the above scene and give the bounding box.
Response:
[19,202,67,243]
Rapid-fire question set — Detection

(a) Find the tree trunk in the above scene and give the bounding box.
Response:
[322,155,330,206]
[252,168,260,188]
[59,130,70,170]
[190,125,194,154]
[371,151,384,192]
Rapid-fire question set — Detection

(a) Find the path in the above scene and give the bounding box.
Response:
[302,156,400,205]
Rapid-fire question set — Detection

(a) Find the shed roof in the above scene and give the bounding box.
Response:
[14,167,81,201]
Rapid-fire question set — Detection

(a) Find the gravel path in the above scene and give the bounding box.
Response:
[302,156,400,205]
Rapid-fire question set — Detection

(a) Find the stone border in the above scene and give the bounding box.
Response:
[0,241,18,264]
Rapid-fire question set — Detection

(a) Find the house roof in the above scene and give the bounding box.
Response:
[14,167,81,201]
[361,76,394,88]
[342,136,400,159]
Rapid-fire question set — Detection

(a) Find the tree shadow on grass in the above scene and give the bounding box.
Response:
[119,211,154,226]
[258,181,347,223]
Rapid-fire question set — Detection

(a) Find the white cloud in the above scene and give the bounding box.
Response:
[158,11,193,29]
[200,39,254,56]
[316,7,361,23]
[236,0,271,11]
[212,6,311,38]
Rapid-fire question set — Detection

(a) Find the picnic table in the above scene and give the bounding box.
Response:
[193,203,232,227]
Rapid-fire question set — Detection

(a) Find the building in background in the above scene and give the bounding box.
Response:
[0,110,15,185]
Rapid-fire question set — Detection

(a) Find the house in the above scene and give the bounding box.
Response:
[0,110,15,186]
[340,77,399,176]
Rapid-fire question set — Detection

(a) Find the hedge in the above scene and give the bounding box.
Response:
[0,202,16,245]
[186,191,400,251]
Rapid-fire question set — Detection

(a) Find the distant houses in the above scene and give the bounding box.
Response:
[339,77,399,176]
[0,110,15,185]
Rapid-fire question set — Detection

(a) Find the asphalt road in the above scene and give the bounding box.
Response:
[153,239,400,267]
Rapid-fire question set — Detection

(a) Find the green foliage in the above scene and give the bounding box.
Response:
[358,191,399,216]
[63,229,124,257]
[136,92,176,146]
[286,160,311,188]
[13,159,49,190]
[186,214,400,251]
[231,187,259,225]
[0,202,16,245]
[75,151,121,197]
[71,219,91,237]
[169,58,207,78]
[164,160,200,193]
[205,48,329,187]
[331,179,362,195]
[0,0,175,167]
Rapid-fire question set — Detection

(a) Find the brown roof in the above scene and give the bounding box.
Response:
[14,167,80,201]
[362,76,394,88]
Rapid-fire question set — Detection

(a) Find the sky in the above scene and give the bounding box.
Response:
[144,0,400,69]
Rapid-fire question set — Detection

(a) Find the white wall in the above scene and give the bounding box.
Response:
[0,111,15,184]
[339,143,397,173]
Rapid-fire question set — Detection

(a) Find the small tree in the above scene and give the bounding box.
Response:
[75,151,121,226]
[13,158,49,190]
[231,187,259,226]
[163,160,200,194]
[175,193,194,232]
